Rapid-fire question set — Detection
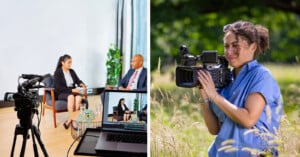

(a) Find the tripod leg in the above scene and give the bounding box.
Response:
[32,125,49,157]
[11,124,30,157]
[10,125,18,157]
[30,128,39,157]
[20,129,29,157]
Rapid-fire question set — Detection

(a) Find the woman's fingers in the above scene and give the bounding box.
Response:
[198,70,208,85]
[204,70,214,82]
[198,69,216,90]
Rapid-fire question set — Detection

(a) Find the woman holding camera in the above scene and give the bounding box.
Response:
[198,21,283,157]
[54,54,87,130]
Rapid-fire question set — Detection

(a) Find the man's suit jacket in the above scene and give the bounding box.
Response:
[118,67,147,91]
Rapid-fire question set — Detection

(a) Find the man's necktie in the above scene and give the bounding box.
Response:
[126,70,138,89]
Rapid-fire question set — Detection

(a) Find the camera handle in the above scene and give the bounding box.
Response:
[10,124,49,157]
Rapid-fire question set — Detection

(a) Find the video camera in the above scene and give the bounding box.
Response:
[176,45,231,88]
[4,74,50,128]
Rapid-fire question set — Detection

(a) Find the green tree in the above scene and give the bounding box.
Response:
[151,0,300,71]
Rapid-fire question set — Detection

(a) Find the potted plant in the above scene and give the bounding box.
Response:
[132,98,139,121]
[134,98,139,112]
[106,44,122,88]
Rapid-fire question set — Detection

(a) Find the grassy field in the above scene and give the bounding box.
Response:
[150,63,300,157]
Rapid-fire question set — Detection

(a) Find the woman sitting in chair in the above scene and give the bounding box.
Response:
[117,98,131,122]
[54,54,87,130]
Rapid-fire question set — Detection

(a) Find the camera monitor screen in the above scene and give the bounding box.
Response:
[102,90,147,127]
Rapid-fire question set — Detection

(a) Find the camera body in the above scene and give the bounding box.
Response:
[4,74,50,128]
[13,90,39,128]
[176,45,231,88]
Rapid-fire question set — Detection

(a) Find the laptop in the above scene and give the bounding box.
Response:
[95,90,147,156]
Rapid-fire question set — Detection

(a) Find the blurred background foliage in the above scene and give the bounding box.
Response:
[151,0,300,71]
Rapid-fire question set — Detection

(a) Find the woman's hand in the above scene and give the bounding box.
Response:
[197,70,218,101]
[72,88,81,94]
[119,87,130,91]
[80,83,87,89]
[197,70,222,134]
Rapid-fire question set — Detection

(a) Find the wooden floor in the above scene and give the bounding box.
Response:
[0,95,102,157]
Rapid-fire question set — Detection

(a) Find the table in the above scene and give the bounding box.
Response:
[70,111,102,139]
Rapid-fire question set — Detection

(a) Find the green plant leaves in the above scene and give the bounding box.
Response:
[106,44,122,86]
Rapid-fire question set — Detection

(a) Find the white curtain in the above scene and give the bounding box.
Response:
[117,0,148,76]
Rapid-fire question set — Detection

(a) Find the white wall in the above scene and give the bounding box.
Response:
[0,0,117,97]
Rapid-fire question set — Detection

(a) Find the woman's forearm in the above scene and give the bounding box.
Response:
[201,102,220,135]
[211,93,265,129]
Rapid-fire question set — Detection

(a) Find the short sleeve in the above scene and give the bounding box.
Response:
[248,69,280,105]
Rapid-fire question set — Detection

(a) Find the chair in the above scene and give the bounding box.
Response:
[112,106,132,122]
[138,111,147,123]
[112,106,120,121]
[42,76,88,128]
[138,104,147,123]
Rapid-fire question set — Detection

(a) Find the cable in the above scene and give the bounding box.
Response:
[66,135,82,157]
[38,87,42,129]
[31,82,42,132]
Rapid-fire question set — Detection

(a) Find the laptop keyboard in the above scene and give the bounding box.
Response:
[106,133,147,144]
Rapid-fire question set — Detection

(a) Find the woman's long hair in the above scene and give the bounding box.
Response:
[118,98,125,107]
[55,54,71,71]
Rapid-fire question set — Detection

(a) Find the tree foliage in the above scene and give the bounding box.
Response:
[151,0,300,71]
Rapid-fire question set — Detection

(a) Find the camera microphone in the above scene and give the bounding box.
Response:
[21,77,40,89]
[21,74,41,79]
[20,73,51,89]
[179,45,189,57]
[179,45,198,66]
[21,73,51,81]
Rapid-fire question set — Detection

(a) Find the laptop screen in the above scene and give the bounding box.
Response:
[102,90,147,129]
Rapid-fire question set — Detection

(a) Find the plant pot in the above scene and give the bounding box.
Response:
[105,84,118,90]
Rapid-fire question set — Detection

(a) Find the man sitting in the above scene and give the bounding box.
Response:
[138,104,147,123]
[118,54,147,91]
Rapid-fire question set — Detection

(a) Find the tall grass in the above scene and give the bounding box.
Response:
[150,64,300,157]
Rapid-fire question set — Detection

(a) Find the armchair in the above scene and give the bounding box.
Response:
[42,76,88,128]
[112,106,120,121]
[112,106,132,122]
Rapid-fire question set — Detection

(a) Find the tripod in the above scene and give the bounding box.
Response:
[11,124,49,157]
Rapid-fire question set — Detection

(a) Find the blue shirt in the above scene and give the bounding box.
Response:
[208,60,283,157]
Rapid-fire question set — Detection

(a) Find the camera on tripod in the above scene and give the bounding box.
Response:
[175,45,231,88]
[4,74,50,157]
[5,74,50,128]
